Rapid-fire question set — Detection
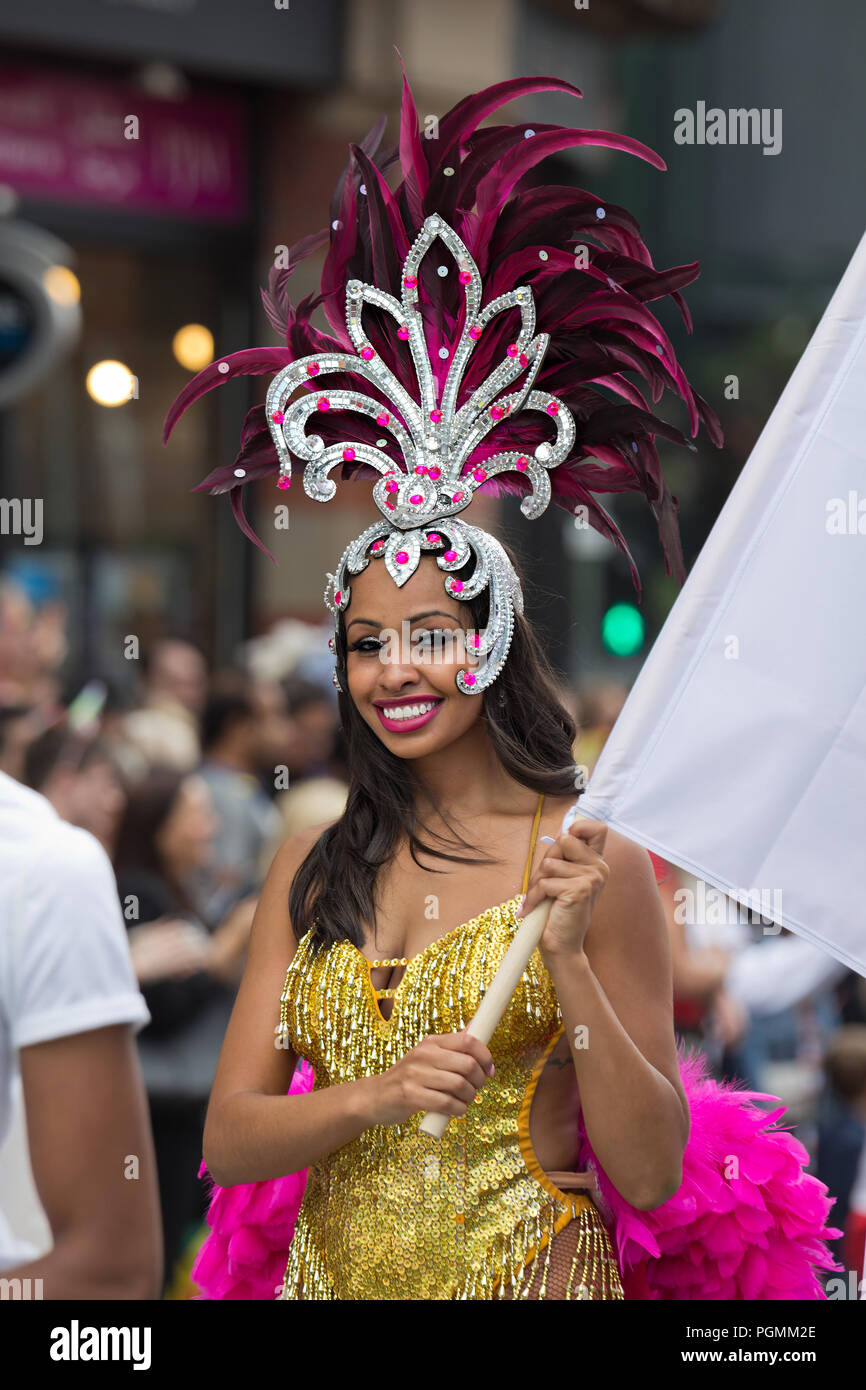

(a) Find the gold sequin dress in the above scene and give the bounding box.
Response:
[277,793,624,1300]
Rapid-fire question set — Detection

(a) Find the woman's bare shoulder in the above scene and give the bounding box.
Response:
[545,792,586,827]
[267,817,341,890]
[598,826,653,875]
[552,795,645,867]
[582,825,661,957]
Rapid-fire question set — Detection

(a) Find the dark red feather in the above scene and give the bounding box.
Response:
[162,65,724,576]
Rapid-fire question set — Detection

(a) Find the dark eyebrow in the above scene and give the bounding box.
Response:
[346,610,459,632]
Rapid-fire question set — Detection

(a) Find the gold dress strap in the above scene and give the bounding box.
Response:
[521,792,545,897]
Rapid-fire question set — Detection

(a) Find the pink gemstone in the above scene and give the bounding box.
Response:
[376,412,390,426]
[450,579,464,594]
[277,476,291,490]
[306,363,319,376]
[343,448,355,460]
[385,480,399,493]
[471,634,480,648]
[385,500,396,510]
[452,491,464,502]
[414,464,427,474]
[444,549,457,561]
[409,494,422,505]
[361,346,375,361]
[546,402,559,416]
[490,406,504,421]
[372,540,384,551]
[507,344,518,358]
[404,276,417,288]
[426,532,441,543]
[397,326,410,340]
[334,590,342,603]
[317,397,330,410]
[463,670,475,685]
[430,409,442,422]
[519,353,528,368]
[428,466,441,480]
[271,410,284,423]
[472,468,487,482]
[469,326,482,340]
[516,456,528,470]
[458,271,472,285]
[395,550,409,564]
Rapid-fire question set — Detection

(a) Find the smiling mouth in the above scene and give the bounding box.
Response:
[373,697,444,729]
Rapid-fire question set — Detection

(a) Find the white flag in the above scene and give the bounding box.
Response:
[577,228,866,977]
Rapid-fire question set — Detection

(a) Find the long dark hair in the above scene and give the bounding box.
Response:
[289,540,579,956]
[113,769,198,916]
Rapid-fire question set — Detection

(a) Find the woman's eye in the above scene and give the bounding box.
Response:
[349,628,455,656]
[414,628,451,650]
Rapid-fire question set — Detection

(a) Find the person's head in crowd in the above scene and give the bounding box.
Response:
[123,648,204,772]
[140,639,208,716]
[90,678,149,784]
[22,723,126,848]
[281,675,338,776]
[824,1026,866,1119]
[121,706,200,773]
[249,678,294,774]
[0,580,37,703]
[259,775,349,882]
[201,684,259,771]
[203,671,301,779]
[275,776,348,838]
[113,769,219,907]
[0,578,68,716]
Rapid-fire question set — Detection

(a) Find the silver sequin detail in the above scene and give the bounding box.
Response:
[263,216,576,696]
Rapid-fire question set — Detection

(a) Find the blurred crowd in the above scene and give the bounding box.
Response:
[0,576,350,1294]
[1,572,864,1297]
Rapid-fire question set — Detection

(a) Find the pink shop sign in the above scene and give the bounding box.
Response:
[0,65,248,221]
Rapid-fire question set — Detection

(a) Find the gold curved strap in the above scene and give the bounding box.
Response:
[521,792,545,896]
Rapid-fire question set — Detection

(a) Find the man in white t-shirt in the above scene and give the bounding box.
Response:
[0,769,160,1296]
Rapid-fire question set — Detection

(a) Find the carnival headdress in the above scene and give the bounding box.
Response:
[163,69,723,695]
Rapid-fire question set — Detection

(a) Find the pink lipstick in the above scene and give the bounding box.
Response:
[374,698,444,733]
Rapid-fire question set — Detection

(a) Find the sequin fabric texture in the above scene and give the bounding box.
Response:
[277,893,624,1300]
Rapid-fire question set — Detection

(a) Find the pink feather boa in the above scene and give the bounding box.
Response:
[191,1044,843,1300]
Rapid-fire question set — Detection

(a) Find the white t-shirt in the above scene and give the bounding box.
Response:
[0,771,151,1270]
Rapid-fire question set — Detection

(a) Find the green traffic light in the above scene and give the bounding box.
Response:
[601,602,645,656]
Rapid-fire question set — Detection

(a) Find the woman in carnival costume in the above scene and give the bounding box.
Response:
[164,68,842,1300]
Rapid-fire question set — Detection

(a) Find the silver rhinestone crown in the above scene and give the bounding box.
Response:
[265,215,576,694]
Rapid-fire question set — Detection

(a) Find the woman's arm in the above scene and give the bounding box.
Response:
[202,822,381,1187]
[540,828,690,1211]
